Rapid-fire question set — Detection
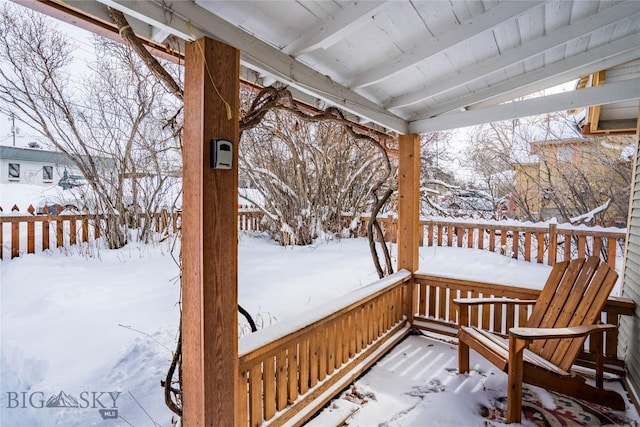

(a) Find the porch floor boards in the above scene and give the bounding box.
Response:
[308,333,639,426]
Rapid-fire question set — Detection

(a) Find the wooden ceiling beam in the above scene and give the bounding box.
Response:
[386,2,640,110]
[416,33,640,121]
[348,1,544,89]
[95,0,408,134]
[282,1,389,56]
[15,0,182,62]
[410,78,640,134]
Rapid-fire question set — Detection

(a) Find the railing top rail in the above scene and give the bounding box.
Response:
[420,220,549,233]
[417,217,626,237]
[238,269,411,365]
[414,273,634,314]
[0,214,103,223]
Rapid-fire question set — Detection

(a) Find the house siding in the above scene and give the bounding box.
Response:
[0,146,80,186]
[621,140,640,401]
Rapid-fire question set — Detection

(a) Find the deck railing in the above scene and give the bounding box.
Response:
[236,271,634,426]
[412,273,635,375]
[237,271,411,426]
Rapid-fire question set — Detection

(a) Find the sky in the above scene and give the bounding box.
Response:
[0,0,97,148]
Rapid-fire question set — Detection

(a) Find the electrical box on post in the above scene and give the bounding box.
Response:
[210,139,233,170]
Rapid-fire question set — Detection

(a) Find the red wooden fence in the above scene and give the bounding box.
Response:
[0,205,264,259]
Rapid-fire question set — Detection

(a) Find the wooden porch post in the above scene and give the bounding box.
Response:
[182,37,240,426]
[398,134,420,323]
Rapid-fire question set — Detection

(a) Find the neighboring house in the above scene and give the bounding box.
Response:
[511,135,634,225]
[574,59,640,135]
[0,146,82,186]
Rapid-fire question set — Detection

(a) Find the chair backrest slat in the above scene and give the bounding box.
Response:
[525,256,617,371]
[558,267,619,369]
[537,257,599,361]
[526,260,571,329]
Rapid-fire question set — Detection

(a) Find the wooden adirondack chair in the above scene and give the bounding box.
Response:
[454,256,625,424]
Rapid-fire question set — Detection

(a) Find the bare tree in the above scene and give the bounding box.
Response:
[240,109,387,245]
[238,86,395,254]
[0,5,182,247]
[418,131,461,215]
[466,113,633,225]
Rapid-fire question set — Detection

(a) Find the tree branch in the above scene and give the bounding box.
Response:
[108,7,183,101]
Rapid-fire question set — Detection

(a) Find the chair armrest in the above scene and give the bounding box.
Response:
[453,297,537,307]
[509,324,617,340]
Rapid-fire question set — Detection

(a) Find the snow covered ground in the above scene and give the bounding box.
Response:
[1,229,636,426]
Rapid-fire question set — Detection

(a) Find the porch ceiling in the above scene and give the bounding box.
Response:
[23,0,640,134]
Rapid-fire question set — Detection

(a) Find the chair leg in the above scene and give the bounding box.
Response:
[592,330,604,388]
[507,335,526,424]
[459,339,470,373]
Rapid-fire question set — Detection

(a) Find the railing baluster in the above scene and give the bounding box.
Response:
[299,339,309,395]
[318,330,327,382]
[309,333,319,388]
[506,304,515,331]
[287,344,298,404]
[608,238,617,268]
[249,363,262,427]
[493,301,503,333]
[489,229,496,252]
[548,223,557,265]
[564,233,571,261]
[536,232,544,263]
[578,235,586,258]
[276,351,287,411]
[326,324,335,376]
[438,287,447,321]
[335,319,343,369]
[263,357,276,420]
[428,284,436,317]
[238,370,248,427]
[419,282,427,316]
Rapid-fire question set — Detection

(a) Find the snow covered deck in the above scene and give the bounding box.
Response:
[309,332,640,426]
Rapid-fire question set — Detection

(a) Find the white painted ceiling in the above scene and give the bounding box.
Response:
[29,0,640,134]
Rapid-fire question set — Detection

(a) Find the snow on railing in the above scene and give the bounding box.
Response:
[237,270,412,426]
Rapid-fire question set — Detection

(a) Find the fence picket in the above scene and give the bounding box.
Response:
[1,208,265,259]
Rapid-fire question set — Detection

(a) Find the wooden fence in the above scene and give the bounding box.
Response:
[358,216,626,268]
[237,271,411,426]
[0,205,264,259]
